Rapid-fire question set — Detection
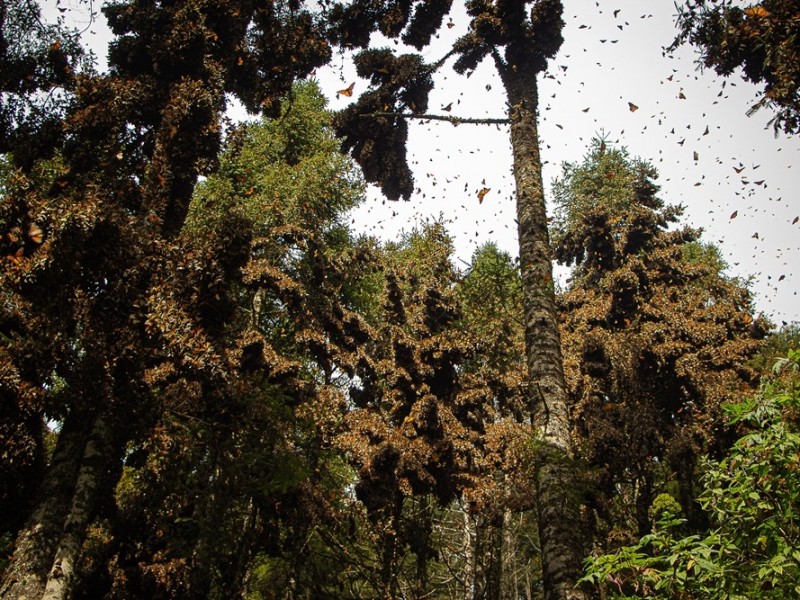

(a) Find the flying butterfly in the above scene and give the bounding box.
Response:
[337,82,355,98]
[628,101,639,112]
[477,187,490,203]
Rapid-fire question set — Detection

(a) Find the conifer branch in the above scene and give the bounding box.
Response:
[360,112,509,125]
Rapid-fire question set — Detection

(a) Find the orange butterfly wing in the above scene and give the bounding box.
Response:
[28,223,44,244]
[477,187,490,203]
[337,82,355,98]
[744,6,769,17]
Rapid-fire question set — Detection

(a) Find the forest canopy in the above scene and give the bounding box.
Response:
[1,2,797,600]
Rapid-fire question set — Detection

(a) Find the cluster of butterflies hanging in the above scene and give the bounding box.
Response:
[5,223,44,263]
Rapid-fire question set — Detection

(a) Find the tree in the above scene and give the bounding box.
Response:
[334,223,484,598]
[672,0,800,134]
[65,79,370,599]
[1,1,330,598]
[0,0,89,167]
[553,141,767,543]
[326,1,588,596]
[457,242,541,600]
[581,350,800,599]
[750,321,800,375]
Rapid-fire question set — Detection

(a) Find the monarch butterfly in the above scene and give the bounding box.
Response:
[744,5,769,17]
[337,82,355,98]
[477,187,490,203]
[28,223,44,244]
[628,101,638,112]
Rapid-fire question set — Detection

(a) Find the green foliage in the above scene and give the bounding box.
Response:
[459,242,523,335]
[552,139,685,286]
[751,323,800,375]
[553,140,661,239]
[582,351,800,598]
[648,493,683,527]
[681,241,728,275]
[187,79,364,235]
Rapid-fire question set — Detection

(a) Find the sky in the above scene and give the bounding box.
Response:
[322,1,800,326]
[45,0,800,325]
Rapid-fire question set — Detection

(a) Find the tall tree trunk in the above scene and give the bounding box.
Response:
[1,411,90,599]
[412,496,432,598]
[484,513,503,600]
[41,413,112,600]
[501,65,589,600]
[635,476,654,538]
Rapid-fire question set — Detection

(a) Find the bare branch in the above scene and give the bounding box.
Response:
[360,112,509,125]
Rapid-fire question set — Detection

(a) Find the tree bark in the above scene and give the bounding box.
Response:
[1,412,89,600]
[501,65,589,600]
[462,510,475,600]
[41,413,112,600]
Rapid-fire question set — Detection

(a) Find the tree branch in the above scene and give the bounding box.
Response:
[360,112,509,125]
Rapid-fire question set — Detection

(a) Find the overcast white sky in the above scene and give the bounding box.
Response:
[48,0,800,324]
[337,1,800,325]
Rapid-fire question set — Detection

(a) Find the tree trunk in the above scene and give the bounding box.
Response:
[41,413,112,600]
[635,476,654,538]
[502,66,589,600]
[484,513,503,600]
[463,510,475,600]
[1,411,90,599]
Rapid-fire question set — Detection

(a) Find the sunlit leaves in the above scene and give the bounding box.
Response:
[582,356,800,598]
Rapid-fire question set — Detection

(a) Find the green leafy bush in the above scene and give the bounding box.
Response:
[581,351,800,598]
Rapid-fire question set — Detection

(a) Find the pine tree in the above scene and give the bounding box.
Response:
[553,141,768,545]
[1,2,329,597]
[70,79,370,599]
[325,2,588,596]
[672,0,800,134]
